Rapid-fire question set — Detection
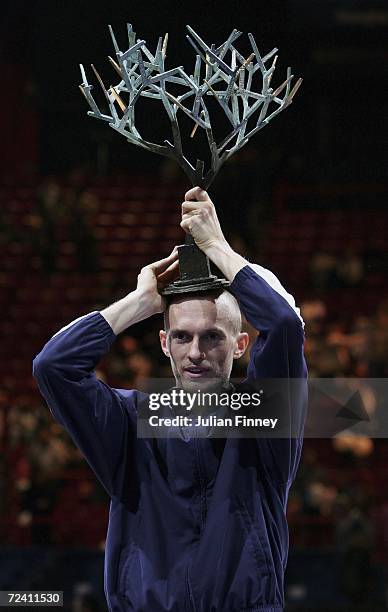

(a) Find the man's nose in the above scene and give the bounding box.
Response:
[188,337,204,362]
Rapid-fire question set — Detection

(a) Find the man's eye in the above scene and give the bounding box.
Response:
[204,332,221,342]
[174,333,189,342]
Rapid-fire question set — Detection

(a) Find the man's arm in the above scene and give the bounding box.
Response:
[181,186,305,366]
[181,187,307,485]
[33,250,179,497]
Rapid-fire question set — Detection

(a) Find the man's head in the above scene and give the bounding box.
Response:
[159,290,249,391]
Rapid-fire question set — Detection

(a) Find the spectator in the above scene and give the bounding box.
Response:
[337,508,375,604]
[335,249,364,288]
[64,187,100,274]
[31,178,64,273]
[309,252,338,290]
[369,299,388,376]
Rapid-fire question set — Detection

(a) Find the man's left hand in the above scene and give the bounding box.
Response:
[181,187,227,253]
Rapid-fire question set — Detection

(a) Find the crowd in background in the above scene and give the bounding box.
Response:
[1,1,386,606]
[3,280,387,532]
[1,173,387,609]
[0,173,100,275]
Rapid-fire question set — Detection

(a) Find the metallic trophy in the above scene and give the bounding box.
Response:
[79,25,302,295]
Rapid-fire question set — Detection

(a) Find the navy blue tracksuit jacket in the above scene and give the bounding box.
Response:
[33,265,308,612]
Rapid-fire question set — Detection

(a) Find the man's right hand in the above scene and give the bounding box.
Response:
[136,248,179,316]
[100,248,179,335]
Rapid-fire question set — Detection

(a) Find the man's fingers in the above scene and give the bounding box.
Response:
[163,257,179,272]
[181,210,200,222]
[182,201,204,214]
[180,219,193,234]
[157,259,179,287]
[184,186,207,202]
[150,248,178,273]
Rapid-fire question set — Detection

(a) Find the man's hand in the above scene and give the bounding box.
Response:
[136,248,179,315]
[181,187,227,253]
[181,186,248,283]
[100,249,179,335]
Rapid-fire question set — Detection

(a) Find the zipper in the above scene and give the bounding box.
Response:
[193,437,207,532]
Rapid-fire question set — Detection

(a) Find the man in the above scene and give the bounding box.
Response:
[33,187,307,612]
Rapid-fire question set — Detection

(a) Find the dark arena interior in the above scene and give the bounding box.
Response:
[1,1,387,610]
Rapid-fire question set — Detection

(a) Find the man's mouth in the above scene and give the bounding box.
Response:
[183,367,212,378]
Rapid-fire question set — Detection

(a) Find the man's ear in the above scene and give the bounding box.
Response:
[159,330,170,357]
[233,332,249,359]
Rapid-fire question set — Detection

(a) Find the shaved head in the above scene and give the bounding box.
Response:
[163,290,242,337]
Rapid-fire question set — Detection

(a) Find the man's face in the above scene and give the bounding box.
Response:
[159,296,248,391]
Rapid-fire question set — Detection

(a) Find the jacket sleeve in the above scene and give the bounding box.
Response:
[229,264,308,486]
[32,311,135,497]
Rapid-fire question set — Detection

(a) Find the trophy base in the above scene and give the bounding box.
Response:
[161,241,230,296]
[161,275,230,296]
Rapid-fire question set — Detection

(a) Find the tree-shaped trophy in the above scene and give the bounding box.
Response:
[79,24,302,295]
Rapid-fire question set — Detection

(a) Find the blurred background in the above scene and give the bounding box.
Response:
[1,0,387,610]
